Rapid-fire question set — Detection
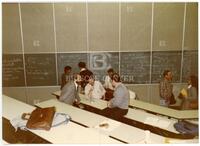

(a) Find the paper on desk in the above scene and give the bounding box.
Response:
[165,138,198,144]
[94,119,121,132]
[144,117,159,125]
[156,119,171,129]
[144,117,171,129]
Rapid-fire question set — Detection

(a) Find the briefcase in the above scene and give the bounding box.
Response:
[22,106,55,131]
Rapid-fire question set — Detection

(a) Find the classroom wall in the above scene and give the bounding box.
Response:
[2,3,198,105]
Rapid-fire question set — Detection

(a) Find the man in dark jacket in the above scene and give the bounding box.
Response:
[78,62,93,89]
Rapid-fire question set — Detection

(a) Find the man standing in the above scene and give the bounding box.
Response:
[159,70,174,107]
[61,66,72,89]
[78,62,93,89]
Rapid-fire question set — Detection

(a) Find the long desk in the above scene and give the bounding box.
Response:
[52,90,198,119]
[35,99,149,143]
[35,98,106,128]
[130,99,198,119]
[51,90,198,137]
[125,108,179,134]
[36,98,198,143]
[2,95,122,144]
[52,90,108,110]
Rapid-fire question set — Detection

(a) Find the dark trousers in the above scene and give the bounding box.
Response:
[102,107,128,120]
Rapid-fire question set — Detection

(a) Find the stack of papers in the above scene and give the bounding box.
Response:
[144,117,159,125]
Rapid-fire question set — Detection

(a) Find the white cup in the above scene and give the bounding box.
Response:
[144,130,151,143]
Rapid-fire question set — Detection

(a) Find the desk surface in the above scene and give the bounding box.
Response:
[2,95,122,144]
[79,93,108,110]
[36,98,106,127]
[3,95,35,120]
[53,90,198,119]
[52,90,108,110]
[35,98,198,144]
[37,99,148,143]
[125,108,178,133]
[130,99,198,119]
[4,94,197,144]
[36,98,168,143]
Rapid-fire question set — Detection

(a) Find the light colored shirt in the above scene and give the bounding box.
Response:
[109,83,130,109]
[85,81,106,99]
[104,75,114,90]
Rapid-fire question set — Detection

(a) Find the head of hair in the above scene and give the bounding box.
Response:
[73,73,80,80]
[190,75,198,88]
[78,62,86,68]
[64,66,72,71]
[163,70,171,77]
[107,68,114,73]
[89,74,95,79]
[111,73,121,82]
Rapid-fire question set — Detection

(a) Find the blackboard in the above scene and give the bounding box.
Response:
[89,52,119,82]
[151,51,182,83]
[25,54,57,86]
[120,52,150,84]
[182,50,198,82]
[2,54,25,87]
[57,53,87,84]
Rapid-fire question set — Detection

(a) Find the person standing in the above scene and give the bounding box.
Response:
[78,62,93,89]
[179,75,198,110]
[159,70,174,107]
[61,66,72,89]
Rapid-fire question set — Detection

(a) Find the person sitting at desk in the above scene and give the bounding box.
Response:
[59,74,81,106]
[178,75,198,110]
[61,66,72,89]
[85,75,106,100]
[102,73,130,120]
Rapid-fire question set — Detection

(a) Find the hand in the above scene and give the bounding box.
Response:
[102,95,105,100]
[75,99,80,105]
[89,87,94,93]
[107,101,111,108]
[178,93,185,99]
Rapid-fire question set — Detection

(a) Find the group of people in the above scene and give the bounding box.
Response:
[159,70,198,110]
[59,62,130,119]
[58,62,198,120]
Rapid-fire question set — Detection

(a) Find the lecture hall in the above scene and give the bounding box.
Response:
[2,1,199,144]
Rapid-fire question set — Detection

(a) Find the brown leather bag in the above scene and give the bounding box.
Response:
[22,107,55,131]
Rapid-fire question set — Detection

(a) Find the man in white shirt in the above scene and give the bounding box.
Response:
[85,75,106,100]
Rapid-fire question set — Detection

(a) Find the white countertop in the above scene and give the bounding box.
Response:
[2,94,122,144]
[130,98,198,119]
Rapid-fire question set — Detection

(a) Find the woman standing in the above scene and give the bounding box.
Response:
[180,75,198,110]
